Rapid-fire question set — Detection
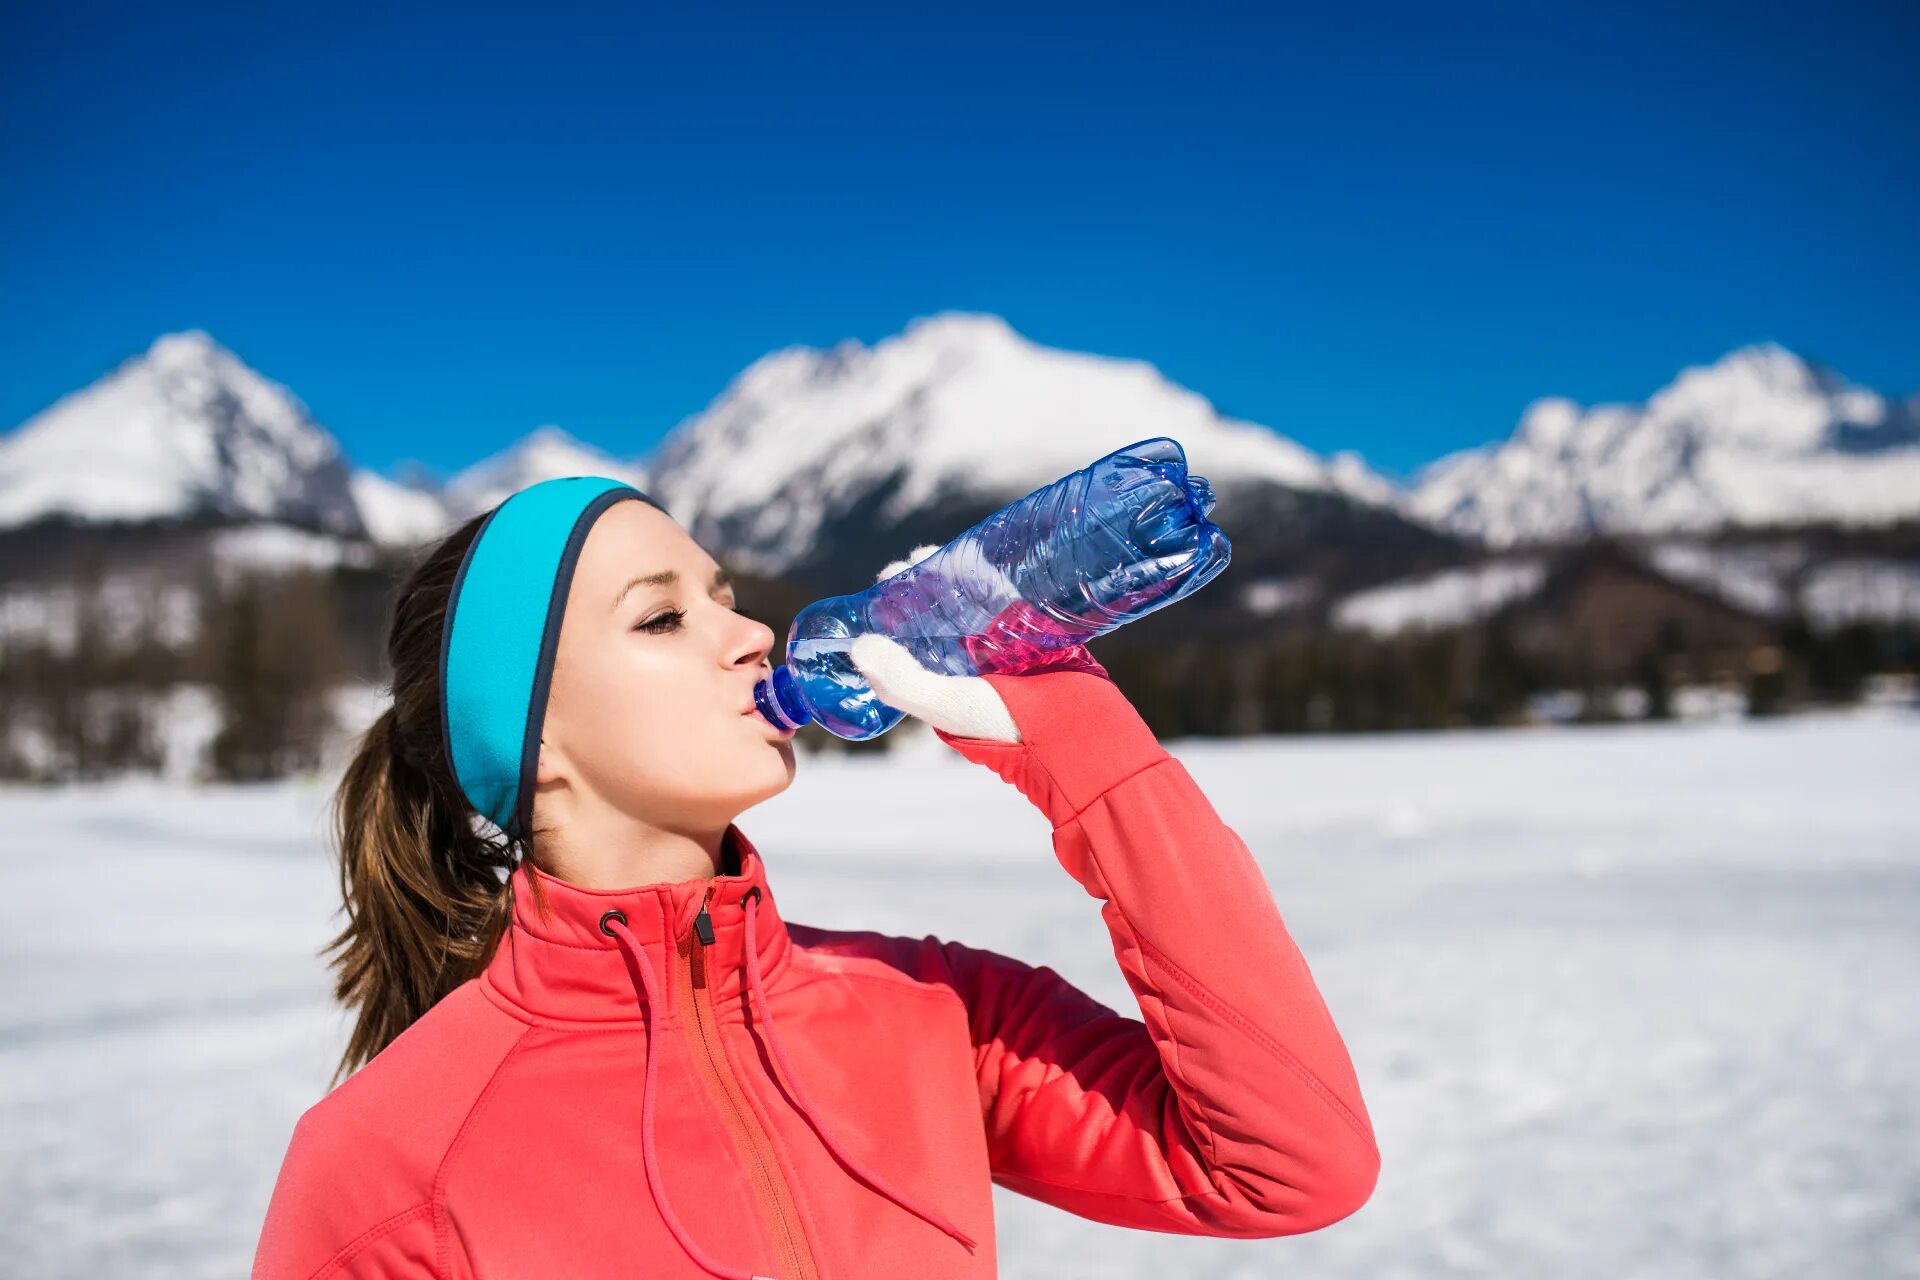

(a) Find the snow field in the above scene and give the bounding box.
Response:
[1,712,1915,1278]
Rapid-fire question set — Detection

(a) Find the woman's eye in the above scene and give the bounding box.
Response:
[635,600,746,633]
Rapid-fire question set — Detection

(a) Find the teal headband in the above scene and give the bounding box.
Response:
[439,474,661,838]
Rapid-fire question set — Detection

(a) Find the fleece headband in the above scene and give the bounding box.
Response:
[439,474,661,838]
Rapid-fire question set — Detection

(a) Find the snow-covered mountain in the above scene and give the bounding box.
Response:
[0,331,365,536]
[1410,343,1920,547]
[11,324,1914,578]
[440,424,648,516]
[342,424,650,551]
[347,470,458,549]
[644,311,1404,576]
[0,334,653,555]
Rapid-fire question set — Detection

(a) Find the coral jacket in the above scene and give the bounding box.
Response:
[251,667,1379,1279]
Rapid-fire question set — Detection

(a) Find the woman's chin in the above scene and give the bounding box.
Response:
[744,744,797,791]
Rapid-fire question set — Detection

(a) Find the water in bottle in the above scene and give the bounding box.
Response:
[752,435,1230,741]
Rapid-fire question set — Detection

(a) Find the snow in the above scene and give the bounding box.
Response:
[441,424,649,516]
[347,470,457,549]
[1326,449,1402,507]
[1410,343,1920,545]
[0,332,365,536]
[645,310,1398,576]
[1331,559,1548,636]
[0,333,649,552]
[206,524,375,577]
[5,713,1915,1278]
[1642,540,1808,617]
[1799,560,1920,629]
[1239,575,1320,618]
[1636,544,1920,631]
[11,328,1912,580]
[0,576,200,653]
[347,427,651,548]
[0,530,369,657]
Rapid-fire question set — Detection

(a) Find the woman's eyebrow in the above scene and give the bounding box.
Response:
[611,566,732,612]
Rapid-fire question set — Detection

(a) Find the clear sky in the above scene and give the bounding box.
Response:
[2,1,1914,480]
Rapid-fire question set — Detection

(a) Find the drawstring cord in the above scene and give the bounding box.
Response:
[604,893,976,1280]
[606,910,770,1280]
[739,888,978,1254]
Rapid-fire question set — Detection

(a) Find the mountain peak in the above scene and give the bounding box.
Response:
[1515,396,1586,450]
[1412,341,1920,545]
[644,312,1399,576]
[520,422,587,448]
[899,311,1022,349]
[723,312,1032,406]
[1708,339,1804,374]
[0,330,364,535]
[442,425,647,515]
[145,328,230,370]
[1654,340,1829,408]
[1648,341,1878,456]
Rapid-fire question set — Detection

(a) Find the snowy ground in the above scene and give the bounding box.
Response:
[3,712,1917,1279]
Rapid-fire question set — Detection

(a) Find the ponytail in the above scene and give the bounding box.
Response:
[318,514,550,1088]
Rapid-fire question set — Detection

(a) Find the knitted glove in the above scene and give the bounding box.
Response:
[852,544,1022,743]
[849,545,1111,744]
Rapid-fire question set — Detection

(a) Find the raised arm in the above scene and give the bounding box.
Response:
[930,665,1379,1237]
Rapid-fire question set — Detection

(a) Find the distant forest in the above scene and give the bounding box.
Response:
[1,531,1914,785]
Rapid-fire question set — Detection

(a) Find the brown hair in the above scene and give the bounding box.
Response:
[319,510,553,1087]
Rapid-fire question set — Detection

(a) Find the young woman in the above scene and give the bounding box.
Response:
[251,475,1379,1280]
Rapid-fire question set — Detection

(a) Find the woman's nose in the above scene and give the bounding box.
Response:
[733,615,777,668]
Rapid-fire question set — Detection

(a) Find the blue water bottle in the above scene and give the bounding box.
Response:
[752,436,1230,741]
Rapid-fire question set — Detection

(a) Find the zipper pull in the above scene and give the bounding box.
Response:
[693,889,716,947]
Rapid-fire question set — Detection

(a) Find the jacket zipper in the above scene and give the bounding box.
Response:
[676,885,822,1280]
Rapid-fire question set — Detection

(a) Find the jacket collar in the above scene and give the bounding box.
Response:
[480,823,794,1025]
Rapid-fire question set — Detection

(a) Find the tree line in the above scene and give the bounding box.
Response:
[0,559,350,783]
[1,553,1913,783]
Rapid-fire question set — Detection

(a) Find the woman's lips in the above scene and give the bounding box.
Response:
[743,705,796,737]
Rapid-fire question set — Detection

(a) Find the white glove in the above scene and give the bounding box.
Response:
[850,545,1023,743]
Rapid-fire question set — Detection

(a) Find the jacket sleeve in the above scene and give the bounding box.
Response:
[931,666,1380,1238]
[252,1109,440,1279]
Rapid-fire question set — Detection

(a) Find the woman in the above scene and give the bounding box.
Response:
[251,475,1379,1279]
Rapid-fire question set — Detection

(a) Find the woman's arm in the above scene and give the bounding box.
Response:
[252,1106,439,1278]
[931,666,1380,1237]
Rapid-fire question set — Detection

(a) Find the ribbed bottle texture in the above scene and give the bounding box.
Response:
[752,436,1230,741]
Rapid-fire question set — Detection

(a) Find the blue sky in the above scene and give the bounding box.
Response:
[2,1,1914,479]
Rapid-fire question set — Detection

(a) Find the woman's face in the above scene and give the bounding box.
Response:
[533,498,795,842]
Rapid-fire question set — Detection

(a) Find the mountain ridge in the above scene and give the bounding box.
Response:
[1408,342,1920,545]
[641,308,1409,579]
[3,321,1915,562]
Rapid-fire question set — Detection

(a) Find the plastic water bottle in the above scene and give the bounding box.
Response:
[751,435,1230,741]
